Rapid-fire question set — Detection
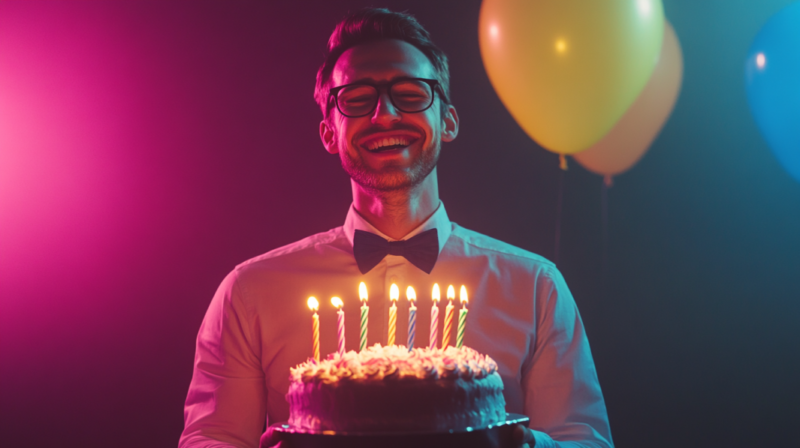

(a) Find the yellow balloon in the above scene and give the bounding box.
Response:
[574,21,683,182]
[479,0,665,154]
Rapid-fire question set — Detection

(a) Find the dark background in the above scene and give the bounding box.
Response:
[1,1,798,447]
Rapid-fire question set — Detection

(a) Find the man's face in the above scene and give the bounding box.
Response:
[320,39,458,193]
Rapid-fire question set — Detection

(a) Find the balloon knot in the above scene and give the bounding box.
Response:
[604,175,613,188]
[559,154,568,171]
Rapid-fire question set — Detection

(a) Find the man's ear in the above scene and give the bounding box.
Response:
[319,119,338,154]
[441,104,459,143]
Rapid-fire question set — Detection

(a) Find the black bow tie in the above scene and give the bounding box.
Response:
[353,229,439,274]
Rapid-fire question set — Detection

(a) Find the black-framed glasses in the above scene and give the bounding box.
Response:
[329,78,440,118]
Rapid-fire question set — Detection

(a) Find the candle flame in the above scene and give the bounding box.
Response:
[359,282,368,302]
[447,285,455,301]
[331,296,343,309]
[390,284,399,302]
[307,296,319,311]
[460,285,468,306]
[432,283,440,302]
[406,286,416,302]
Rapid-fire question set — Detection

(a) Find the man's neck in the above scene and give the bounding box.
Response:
[351,169,439,240]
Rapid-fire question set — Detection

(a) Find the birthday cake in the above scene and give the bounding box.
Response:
[286,344,506,433]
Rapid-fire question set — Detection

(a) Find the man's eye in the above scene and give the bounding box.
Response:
[342,95,373,105]
[395,92,426,99]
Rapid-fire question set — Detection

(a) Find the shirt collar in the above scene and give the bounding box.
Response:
[343,201,452,255]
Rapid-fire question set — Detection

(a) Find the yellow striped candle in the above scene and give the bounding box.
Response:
[331,297,345,357]
[307,297,320,362]
[359,282,368,352]
[457,286,468,349]
[442,285,455,349]
[388,284,399,346]
[430,284,440,349]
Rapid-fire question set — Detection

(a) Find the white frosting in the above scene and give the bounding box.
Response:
[290,344,498,384]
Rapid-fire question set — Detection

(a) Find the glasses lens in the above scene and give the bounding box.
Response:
[391,80,434,112]
[336,85,377,117]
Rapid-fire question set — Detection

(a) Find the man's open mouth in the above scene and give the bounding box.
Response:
[362,136,417,152]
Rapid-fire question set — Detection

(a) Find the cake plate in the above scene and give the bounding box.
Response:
[270,413,530,448]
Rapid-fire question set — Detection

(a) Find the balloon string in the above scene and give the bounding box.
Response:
[601,177,609,282]
[554,165,565,265]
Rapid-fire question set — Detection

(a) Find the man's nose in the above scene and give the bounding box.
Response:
[371,92,401,125]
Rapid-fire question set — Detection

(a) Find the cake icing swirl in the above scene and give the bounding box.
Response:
[290,344,498,384]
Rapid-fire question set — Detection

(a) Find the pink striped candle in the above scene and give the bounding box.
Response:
[331,297,345,357]
[388,284,399,346]
[430,284,440,349]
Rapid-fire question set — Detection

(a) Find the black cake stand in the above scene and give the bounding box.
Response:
[270,413,530,448]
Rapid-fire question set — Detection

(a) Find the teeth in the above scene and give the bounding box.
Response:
[366,136,410,151]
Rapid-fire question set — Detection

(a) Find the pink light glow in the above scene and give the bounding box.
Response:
[0,5,157,316]
[0,8,147,280]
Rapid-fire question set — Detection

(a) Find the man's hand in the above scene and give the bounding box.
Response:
[512,424,536,448]
[260,426,291,448]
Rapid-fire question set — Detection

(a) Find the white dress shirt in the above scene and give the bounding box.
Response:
[180,203,613,448]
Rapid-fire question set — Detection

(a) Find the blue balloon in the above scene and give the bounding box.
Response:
[745,1,800,182]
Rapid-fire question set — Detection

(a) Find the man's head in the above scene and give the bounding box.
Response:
[316,8,459,194]
[314,8,451,118]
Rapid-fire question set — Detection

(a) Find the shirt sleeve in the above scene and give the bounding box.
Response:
[521,266,614,448]
[179,270,267,448]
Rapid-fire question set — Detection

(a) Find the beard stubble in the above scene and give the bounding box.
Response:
[339,138,440,193]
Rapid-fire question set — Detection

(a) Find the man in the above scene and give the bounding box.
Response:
[180,8,613,448]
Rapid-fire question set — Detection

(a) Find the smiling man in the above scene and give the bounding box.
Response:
[318,26,457,240]
[180,8,612,448]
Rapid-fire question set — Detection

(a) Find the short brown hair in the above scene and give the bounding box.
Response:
[314,8,451,118]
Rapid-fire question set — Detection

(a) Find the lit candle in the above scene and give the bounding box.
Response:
[442,285,455,349]
[331,296,345,357]
[388,284,399,346]
[430,284,440,349]
[457,286,468,349]
[407,286,417,350]
[359,282,368,352]
[307,297,320,362]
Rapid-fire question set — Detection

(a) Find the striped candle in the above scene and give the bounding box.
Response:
[456,286,468,349]
[359,282,368,352]
[430,284,440,349]
[442,285,455,349]
[331,297,345,357]
[388,284,399,346]
[307,297,320,362]
[407,286,417,350]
